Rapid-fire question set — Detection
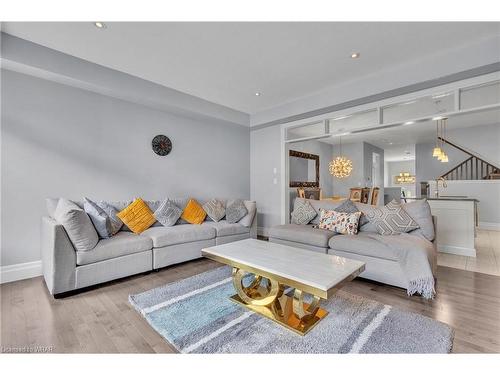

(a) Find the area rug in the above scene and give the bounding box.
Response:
[129,266,453,353]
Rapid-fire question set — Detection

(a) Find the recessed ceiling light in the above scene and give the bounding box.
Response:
[254,92,261,96]
[94,22,106,29]
[350,52,360,59]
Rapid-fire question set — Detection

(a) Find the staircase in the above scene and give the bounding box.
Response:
[439,137,500,180]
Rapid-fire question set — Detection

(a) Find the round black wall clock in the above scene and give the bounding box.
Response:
[151,135,172,156]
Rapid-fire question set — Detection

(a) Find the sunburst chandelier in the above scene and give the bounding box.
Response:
[329,136,353,178]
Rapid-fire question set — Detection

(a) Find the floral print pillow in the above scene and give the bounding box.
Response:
[317,209,362,235]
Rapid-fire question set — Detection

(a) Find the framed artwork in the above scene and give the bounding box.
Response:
[297,188,305,198]
[349,188,362,202]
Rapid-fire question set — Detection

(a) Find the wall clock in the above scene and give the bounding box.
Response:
[151,135,172,156]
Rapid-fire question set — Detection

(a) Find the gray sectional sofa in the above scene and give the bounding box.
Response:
[42,198,257,296]
[269,198,437,291]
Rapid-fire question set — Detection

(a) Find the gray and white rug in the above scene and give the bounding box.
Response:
[129,266,453,353]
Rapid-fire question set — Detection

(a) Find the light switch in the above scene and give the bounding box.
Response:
[273,167,277,175]
[273,178,278,185]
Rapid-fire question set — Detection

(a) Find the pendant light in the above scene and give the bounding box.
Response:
[441,118,449,163]
[329,136,353,178]
[432,119,442,158]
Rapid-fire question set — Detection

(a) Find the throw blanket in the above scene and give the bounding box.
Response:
[360,232,436,299]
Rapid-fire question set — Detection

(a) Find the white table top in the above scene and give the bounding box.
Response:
[202,239,365,299]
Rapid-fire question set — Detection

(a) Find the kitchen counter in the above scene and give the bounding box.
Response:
[404,197,479,202]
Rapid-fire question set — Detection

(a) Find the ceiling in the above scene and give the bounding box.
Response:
[318,107,500,160]
[2,22,499,114]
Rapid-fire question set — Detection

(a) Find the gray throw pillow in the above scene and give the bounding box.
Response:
[98,201,127,233]
[402,199,435,241]
[54,198,98,251]
[365,200,420,235]
[238,201,256,227]
[203,198,226,222]
[84,197,114,238]
[291,200,317,225]
[226,199,248,224]
[153,199,183,227]
[335,199,368,227]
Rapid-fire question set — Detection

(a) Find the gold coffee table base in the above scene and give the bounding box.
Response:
[231,267,329,335]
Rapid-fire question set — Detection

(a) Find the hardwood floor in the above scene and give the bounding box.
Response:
[437,230,500,276]
[1,258,500,353]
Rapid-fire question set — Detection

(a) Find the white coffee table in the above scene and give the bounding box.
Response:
[202,238,365,335]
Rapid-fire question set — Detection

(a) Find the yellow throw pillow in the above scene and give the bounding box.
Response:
[117,198,156,234]
[181,199,207,224]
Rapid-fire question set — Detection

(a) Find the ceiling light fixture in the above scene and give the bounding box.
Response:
[329,136,353,179]
[404,121,415,125]
[350,52,360,59]
[94,22,106,29]
[254,92,261,96]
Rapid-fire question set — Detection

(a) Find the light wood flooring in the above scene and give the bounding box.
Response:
[2,255,499,353]
[437,230,500,276]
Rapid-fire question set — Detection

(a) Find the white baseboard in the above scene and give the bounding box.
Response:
[0,260,42,284]
[257,226,270,237]
[438,245,476,257]
[478,222,500,231]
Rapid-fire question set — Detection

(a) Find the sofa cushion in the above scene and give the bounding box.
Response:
[76,231,153,266]
[335,199,369,226]
[317,209,362,235]
[291,199,317,225]
[140,225,216,248]
[202,220,250,237]
[293,198,342,225]
[54,198,99,252]
[203,198,226,222]
[328,232,400,261]
[117,198,156,234]
[269,224,336,248]
[238,201,256,227]
[181,199,207,224]
[83,197,115,239]
[364,200,419,235]
[402,199,435,241]
[154,199,183,227]
[226,199,248,224]
[97,201,124,234]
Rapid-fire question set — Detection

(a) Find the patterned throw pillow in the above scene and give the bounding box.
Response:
[291,199,317,225]
[203,199,226,222]
[153,199,183,227]
[117,198,156,234]
[97,201,123,235]
[226,199,248,224]
[335,199,368,227]
[181,199,207,224]
[83,197,115,238]
[365,200,420,235]
[318,209,362,235]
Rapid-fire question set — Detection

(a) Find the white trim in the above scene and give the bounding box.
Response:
[438,244,476,257]
[0,260,42,284]
[478,222,500,231]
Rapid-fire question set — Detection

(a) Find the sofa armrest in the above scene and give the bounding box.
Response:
[41,216,76,295]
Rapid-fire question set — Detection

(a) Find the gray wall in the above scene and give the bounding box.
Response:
[415,123,500,186]
[1,70,250,266]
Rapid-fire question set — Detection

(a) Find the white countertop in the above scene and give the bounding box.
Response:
[202,239,365,297]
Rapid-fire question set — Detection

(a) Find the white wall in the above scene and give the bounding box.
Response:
[1,70,250,267]
[385,160,416,197]
[250,126,281,235]
[416,123,500,186]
